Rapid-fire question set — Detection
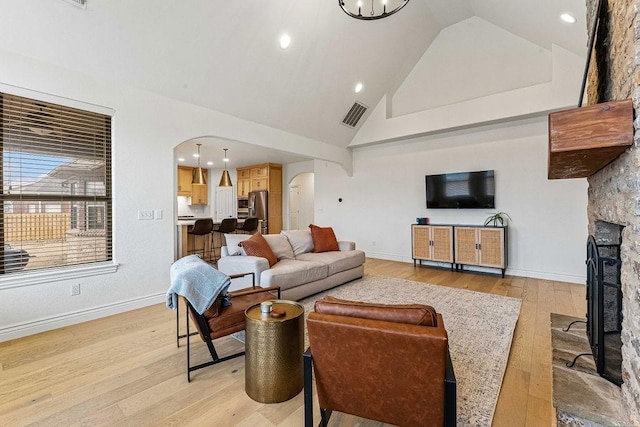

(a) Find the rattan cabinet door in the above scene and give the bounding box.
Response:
[478,227,505,268]
[431,226,454,263]
[455,227,479,265]
[412,225,431,260]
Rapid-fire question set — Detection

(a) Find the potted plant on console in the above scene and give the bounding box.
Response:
[484,212,512,227]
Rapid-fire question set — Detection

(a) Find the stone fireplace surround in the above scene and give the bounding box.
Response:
[584,0,640,424]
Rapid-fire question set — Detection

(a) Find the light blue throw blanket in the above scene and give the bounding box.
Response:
[167,255,231,314]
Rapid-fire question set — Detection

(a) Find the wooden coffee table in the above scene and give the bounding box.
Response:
[244,300,304,403]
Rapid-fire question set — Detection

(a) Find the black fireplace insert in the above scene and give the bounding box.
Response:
[585,235,623,386]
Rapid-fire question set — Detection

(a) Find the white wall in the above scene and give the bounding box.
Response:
[0,49,348,341]
[314,117,588,283]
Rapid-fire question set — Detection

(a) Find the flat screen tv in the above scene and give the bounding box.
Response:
[426,170,495,209]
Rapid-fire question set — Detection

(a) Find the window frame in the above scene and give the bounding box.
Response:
[0,85,118,288]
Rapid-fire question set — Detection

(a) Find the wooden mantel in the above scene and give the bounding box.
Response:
[548,99,634,179]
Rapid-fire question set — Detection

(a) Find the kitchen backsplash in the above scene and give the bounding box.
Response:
[177,196,211,217]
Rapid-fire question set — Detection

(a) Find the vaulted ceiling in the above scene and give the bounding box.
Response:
[0,0,587,160]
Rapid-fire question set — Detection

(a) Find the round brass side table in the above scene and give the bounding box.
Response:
[244,300,304,403]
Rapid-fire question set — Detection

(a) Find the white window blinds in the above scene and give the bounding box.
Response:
[0,92,112,274]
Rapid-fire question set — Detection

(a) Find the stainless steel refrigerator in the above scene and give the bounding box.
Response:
[248,190,268,234]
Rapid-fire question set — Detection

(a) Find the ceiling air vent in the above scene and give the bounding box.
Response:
[341,101,368,128]
[62,0,87,8]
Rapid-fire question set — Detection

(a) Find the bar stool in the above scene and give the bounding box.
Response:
[187,219,214,260]
[211,218,238,262]
[236,217,259,234]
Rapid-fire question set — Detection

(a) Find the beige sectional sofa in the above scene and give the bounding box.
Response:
[217,229,365,301]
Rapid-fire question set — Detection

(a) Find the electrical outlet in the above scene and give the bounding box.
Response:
[154,209,163,220]
[137,210,154,220]
[71,283,80,296]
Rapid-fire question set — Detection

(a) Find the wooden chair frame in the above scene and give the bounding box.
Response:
[181,272,280,382]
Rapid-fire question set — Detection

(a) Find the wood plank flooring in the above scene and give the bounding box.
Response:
[0,258,586,426]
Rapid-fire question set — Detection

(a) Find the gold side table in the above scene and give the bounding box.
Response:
[245,300,304,403]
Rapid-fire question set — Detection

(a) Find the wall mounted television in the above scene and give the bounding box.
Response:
[426,170,495,209]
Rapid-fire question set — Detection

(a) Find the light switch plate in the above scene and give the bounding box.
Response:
[137,210,154,220]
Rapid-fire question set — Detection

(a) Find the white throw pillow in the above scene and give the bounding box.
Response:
[281,229,314,256]
[263,234,295,260]
[224,233,251,256]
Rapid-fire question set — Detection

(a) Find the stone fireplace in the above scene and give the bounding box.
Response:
[585,0,640,424]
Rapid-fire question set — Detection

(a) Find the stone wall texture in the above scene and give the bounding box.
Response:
[586,0,640,424]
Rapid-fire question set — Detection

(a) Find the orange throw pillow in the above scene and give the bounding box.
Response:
[309,224,339,253]
[239,233,278,267]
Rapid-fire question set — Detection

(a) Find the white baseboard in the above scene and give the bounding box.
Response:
[365,254,586,285]
[0,293,166,342]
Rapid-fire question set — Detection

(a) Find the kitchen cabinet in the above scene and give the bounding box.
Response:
[238,179,251,198]
[236,163,282,233]
[177,166,208,205]
[238,168,251,180]
[177,166,193,196]
[454,226,507,277]
[191,170,208,205]
[412,225,454,268]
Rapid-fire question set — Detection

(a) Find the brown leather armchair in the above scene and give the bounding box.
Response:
[304,296,456,427]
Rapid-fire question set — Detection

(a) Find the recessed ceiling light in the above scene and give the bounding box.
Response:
[193,153,199,158]
[178,157,185,162]
[207,161,213,166]
[280,33,291,49]
[560,13,576,24]
[355,82,363,93]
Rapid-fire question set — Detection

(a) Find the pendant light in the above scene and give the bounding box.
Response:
[192,143,207,185]
[219,148,232,187]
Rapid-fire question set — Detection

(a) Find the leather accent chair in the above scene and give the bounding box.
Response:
[182,272,280,382]
[304,296,456,427]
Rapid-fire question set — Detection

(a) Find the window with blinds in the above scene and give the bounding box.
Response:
[0,92,112,275]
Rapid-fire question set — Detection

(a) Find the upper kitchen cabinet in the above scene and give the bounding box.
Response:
[177,166,193,196]
[238,170,251,198]
[177,166,208,205]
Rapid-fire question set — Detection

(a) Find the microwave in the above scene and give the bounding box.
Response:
[237,198,249,219]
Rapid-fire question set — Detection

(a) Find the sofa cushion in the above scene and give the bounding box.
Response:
[239,233,278,267]
[260,259,328,291]
[296,250,365,276]
[224,233,251,256]
[281,229,314,256]
[314,296,438,327]
[309,224,339,253]
[263,234,295,260]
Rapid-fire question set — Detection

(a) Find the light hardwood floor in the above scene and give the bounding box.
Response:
[0,258,586,426]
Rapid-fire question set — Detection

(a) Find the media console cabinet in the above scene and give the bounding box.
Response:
[411,224,508,277]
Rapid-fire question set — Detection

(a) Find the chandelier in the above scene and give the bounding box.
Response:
[339,0,410,20]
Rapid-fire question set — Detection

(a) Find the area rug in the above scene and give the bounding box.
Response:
[235,274,521,426]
